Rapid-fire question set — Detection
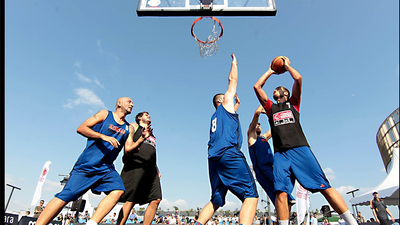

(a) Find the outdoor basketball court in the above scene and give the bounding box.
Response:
[136,0,277,58]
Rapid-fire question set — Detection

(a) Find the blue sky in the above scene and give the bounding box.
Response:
[5,0,399,220]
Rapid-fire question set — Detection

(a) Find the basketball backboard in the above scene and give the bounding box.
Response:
[137,0,277,17]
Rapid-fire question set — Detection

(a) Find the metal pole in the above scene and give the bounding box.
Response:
[346,189,359,216]
[267,197,271,225]
[351,193,359,214]
[5,184,21,212]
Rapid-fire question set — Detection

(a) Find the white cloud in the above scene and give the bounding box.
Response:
[335,185,358,196]
[63,88,106,109]
[96,39,120,63]
[74,72,106,89]
[74,62,82,68]
[93,78,105,89]
[97,40,103,53]
[159,198,188,211]
[323,167,336,180]
[108,52,120,62]
[75,72,91,83]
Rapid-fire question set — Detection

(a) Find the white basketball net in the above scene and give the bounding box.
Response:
[196,19,221,59]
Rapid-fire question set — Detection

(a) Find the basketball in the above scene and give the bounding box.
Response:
[271,56,286,74]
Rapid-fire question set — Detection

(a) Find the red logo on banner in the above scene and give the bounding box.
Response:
[39,168,48,182]
[42,168,48,176]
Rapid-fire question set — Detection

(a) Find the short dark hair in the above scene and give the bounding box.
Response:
[213,93,224,109]
[135,111,149,124]
[372,191,378,195]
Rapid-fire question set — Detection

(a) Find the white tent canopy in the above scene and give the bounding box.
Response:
[349,148,399,206]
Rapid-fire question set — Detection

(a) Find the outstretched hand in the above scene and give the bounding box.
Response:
[231,53,237,64]
[141,125,153,139]
[256,105,267,115]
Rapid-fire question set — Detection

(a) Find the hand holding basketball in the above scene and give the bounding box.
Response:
[270,56,289,74]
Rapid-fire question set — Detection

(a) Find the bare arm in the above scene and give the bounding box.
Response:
[234,94,240,112]
[261,129,272,141]
[386,208,395,222]
[247,105,263,146]
[222,53,238,114]
[254,68,275,107]
[124,123,153,154]
[283,57,302,101]
[77,109,122,148]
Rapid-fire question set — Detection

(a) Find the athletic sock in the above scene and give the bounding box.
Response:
[86,219,98,225]
[278,220,289,225]
[340,210,358,225]
[195,222,203,225]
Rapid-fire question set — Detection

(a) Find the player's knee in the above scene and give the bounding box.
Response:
[152,199,161,205]
[276,191,288,200]
[111,190,125,198]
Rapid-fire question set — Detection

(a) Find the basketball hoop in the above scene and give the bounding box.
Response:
[191,16,224,59]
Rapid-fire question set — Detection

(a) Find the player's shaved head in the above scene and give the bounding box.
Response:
[116,97,131,109]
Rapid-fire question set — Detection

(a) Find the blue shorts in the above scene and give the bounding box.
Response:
[273,146,331,195]
[250,142,295,205]
[209,148,258,207]
[254,164,295,205]
[55,169,125,202]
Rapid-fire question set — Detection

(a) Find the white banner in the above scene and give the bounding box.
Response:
[31,161,52,207]
[296,182,310,225]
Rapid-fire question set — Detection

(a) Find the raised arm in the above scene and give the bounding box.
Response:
[261,129,272,141]
[234,94,240,112]
[283,57,302,101]
[254,67,275,107]
[222,53,238,114]
[124,123,153,154]
[247,105,264,146]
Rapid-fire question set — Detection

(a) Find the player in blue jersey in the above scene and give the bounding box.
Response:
[195,54,258,225]
[253,57,358,225]
[36,97,153,225]
[247,105,295,210]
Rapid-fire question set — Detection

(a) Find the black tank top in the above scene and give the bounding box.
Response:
[268,100,309,153]
[122,125,157,167]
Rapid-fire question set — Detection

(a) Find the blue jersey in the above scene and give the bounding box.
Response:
[208,105,243,159]
[72,111,130,174]
[248,136,274,168]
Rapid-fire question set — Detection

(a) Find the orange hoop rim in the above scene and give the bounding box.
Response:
[191,16,224,44]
